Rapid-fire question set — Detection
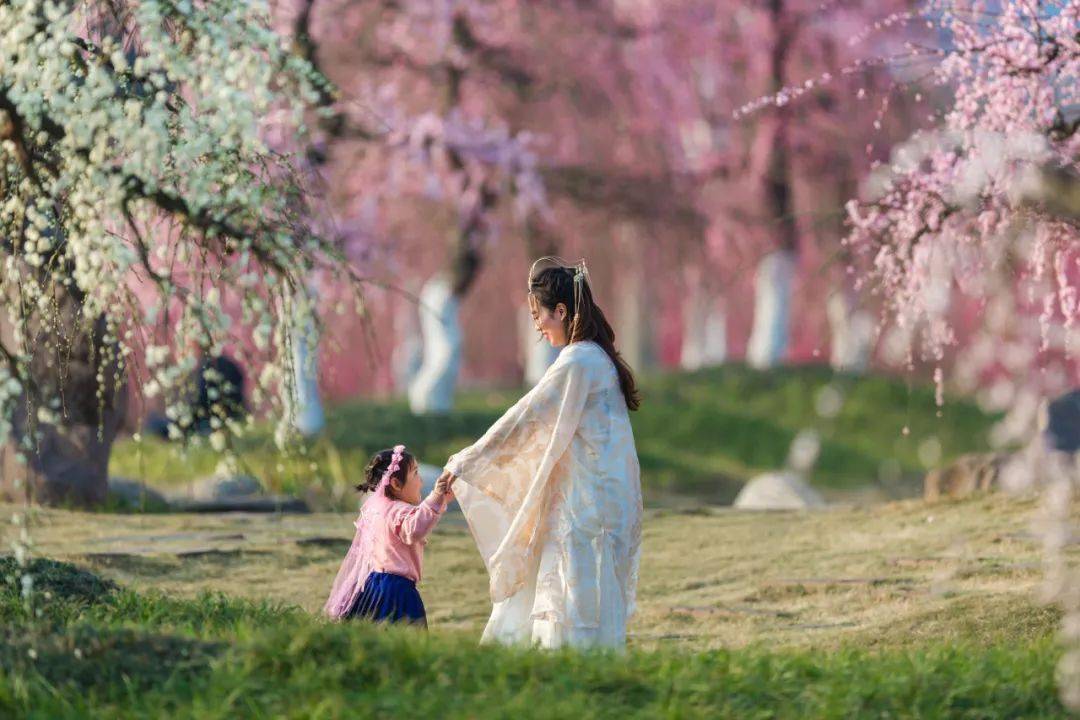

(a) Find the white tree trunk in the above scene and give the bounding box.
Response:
[680,277,727,371]
[746,250,795,369]
[287,285,325,437]
[826,289,874,374]
[520,305,560,386]
[290,313,325,437]
[392,296,424,394]
[615,224,655,372]
[408,276,462,415]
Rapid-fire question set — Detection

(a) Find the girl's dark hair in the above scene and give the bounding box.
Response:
[528,264,641,411]
[357,448,416,495]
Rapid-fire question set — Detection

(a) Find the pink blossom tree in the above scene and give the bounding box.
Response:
[271,0,928,401]
[279,0,549,413]
[282,0,721,396]
[611,0,920,371]
[843,0,1079,431]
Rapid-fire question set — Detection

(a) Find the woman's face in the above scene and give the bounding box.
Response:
[529,294,568,348]
[390,460,423,504]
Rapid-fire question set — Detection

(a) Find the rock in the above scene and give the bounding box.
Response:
[923,452,1005,501]
[169,473,307,513]
[107,477,168,510]
[733,471,826,510]
[1046,389,1080,453]
[189,473,265,501]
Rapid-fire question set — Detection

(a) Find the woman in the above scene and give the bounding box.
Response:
[445,258,643,649]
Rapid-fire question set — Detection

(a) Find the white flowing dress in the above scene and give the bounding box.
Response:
[446,340,642,649]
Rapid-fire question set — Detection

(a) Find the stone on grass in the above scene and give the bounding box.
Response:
[733,471,826,510]
[190,473,265,500]
[923,452,1005,501]
[169,473,308,513]
[107,477,168,510]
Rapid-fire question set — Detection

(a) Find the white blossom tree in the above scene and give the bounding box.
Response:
[0,0,341,506]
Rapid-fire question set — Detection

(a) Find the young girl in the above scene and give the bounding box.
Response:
[324,445,454,627]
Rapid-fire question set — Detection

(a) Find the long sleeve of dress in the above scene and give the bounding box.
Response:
[446,351,591,601]
[387,493,447,545]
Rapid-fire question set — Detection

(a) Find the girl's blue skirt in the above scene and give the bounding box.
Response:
[346,571,427,627]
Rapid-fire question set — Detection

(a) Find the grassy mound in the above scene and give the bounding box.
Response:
[0,560,220,699]
[1,625,221,694]
[111,364,1000,505]
[0,557,116,613]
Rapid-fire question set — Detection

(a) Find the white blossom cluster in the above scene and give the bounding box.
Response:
[0,0,338,450]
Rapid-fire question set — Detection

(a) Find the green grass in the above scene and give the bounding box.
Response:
[0,557,1065,719]
[110,364,1001,506]
[631,364,997,496]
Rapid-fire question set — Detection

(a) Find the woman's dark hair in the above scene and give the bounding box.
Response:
[528,264,641,411]
[357,448,416,495]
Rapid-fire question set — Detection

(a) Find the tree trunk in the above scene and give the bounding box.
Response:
[0,289,126,508]
[289,301,325,437]
[680,270,727,370]
[392,295,424,394]
[615,223,656,372]
[826,287,874,373]
[408,276,462,414]
[746,250,796,368]
[747,0,797,370]
[404,9,494,414]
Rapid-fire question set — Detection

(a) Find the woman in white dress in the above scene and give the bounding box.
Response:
[445,258,643,649]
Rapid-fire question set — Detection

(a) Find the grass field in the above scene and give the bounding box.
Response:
[110,364,1001,507]
[10,366,1057,717]
[1,491,1067,717]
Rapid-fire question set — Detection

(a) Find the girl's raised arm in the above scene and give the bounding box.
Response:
[388,489,449,545]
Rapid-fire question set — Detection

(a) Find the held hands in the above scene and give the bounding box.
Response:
[434,469,457,502]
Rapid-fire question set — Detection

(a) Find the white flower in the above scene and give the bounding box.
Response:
[145,345,169,367]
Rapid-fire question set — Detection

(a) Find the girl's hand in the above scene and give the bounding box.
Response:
[434,469,455,497]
